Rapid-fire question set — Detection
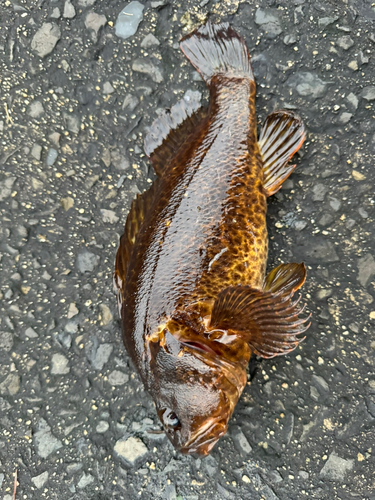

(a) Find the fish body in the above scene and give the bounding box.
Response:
[114,22,310,456]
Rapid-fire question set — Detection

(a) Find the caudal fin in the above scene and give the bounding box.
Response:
[180,21,254,84]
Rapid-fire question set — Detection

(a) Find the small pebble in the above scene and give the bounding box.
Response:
[28,101,44,118]
[361,86,375,101]
[122,94,139,112]
[31,144,42,160]
[337,35,354,50]
[132,58,164,83]
[103,81,114,94]
[85,11,107,39]
[96,421,109,433]
[358,207,369,219]
[76,249,100,273]
[51,353,70,375]
[108,370,129,386]
[114,436,148,466]
[338,112,352,124]
[141,33,160,48]
[99,304,113,325]
[46,148,58,166]
[318,16,338,29]
[25,327,38,338]
[91,343,113,371]
[63,0,76,18]
[320,452,354,481]
[348,60,358,71]
[283,34,297,45]
[67,302,79,318]
[50,7,60,19]
[60,197,74,211]
[346,92,358,110]
[31,471,49,489]
[286,72,327,98]
[100,209,119,224]
[115,1,144,39]
[31,23,61,58]
[357,254,375,287]
[34,419,63,458]
[77,473,95,489]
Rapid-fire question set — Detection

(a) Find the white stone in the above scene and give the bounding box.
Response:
[77,472,94,489]
[28,101,44,118]
[320,452,354,481]
[31,471,49,489]
[25,327,38,338]
[63,0,76,18]
[99,304,113,325]
[67,302,79,318]
[34,419,63,458]
[96,420,109,433]
[115,1,144,39]
[92,343,113,371]
[31,23,61,58]
[141,33,160,48]
[114,437,148,466]
[51,353,70,375]
[108,370,129,386]
[100,209,119,224]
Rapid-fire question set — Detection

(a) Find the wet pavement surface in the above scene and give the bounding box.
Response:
[1,0,375,499]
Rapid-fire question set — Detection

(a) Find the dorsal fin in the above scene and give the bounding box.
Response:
[114,181,159,305]
[144,91,208,177]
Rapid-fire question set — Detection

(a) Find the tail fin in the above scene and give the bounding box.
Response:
[180,21,254,84]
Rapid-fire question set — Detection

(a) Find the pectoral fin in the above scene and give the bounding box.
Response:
[210,263,310,358]
[258,110,306,197]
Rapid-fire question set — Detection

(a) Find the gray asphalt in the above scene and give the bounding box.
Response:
[1,0,375,499]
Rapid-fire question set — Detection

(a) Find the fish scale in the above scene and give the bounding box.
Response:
[114,20,310,456]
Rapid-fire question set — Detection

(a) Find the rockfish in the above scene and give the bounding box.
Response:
[114,21,310,456]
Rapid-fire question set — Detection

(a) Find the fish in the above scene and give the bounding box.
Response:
[114,21,311,457]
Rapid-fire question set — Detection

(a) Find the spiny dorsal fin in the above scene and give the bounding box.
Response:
[114,181,159,299]
[144,91,207,177]
[258,110,306,197]
[209,263,310,359]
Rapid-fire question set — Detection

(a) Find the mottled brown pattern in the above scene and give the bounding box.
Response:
[114,21,307,456]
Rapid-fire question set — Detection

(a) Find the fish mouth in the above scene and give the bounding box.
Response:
[179,417,228,456]
[181,339,217,355]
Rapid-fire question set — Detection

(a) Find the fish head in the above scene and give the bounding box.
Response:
[148,322,247,456]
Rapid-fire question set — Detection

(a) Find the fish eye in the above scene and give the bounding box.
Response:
[162,409,181,430]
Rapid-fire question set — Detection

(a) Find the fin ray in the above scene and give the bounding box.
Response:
[258,110,306,197]
[180,21,254,83]
[144,92,207,176]
[210,263,309,359]
[114,181,159,300]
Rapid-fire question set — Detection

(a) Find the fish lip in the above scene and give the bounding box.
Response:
[180,339,217,355]
[179,419,227,456]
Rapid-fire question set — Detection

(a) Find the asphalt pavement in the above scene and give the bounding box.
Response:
[1,0,375,499]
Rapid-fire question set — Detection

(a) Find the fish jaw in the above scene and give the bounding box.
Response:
[179,417,228,456]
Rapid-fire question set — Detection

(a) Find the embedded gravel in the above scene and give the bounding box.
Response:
[1,0,375,499]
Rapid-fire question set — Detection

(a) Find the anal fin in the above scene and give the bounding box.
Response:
[144,91,208,177]
[209,263,310,359]
[258,110,306,197]
[114,181,159,298]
